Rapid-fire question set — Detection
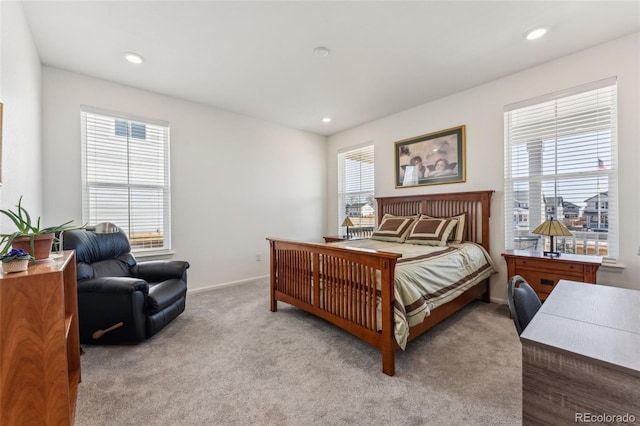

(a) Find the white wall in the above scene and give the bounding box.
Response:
[6,0,638,299]
[327,33,640,303]
[0,1,43,228]
[42,67,327,290]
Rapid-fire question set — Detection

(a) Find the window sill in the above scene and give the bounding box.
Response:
[600,261,625,271]
[133,249,174,260]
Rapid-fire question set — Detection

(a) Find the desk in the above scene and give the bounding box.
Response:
[521,280,640,425]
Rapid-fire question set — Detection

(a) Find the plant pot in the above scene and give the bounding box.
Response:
[11,234,55,260]
[1,259,29,273]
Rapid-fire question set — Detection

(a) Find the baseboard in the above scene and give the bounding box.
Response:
[490,296,507,305]
[187,275,269,294]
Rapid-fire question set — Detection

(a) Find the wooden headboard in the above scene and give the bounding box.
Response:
[375,190,494,253]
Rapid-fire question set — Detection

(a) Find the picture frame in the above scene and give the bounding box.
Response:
[395,125,466,188]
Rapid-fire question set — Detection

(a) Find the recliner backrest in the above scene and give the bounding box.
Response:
[63,229,137,281]
[507,275,542,335]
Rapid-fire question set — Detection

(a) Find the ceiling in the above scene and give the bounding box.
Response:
[21,1,640,136]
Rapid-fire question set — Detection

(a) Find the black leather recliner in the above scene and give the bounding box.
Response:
[63,226,189,344]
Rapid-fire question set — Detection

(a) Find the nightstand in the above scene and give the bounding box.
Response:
[502,250,602,301]
[323,235,367,243]
[323,235,347,243]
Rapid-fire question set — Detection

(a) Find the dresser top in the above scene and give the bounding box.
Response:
[502,249,602,265]
[0,250,75,280]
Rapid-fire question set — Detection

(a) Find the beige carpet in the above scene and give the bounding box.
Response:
[75,279,522,425]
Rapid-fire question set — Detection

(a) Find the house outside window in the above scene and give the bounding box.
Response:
[80,106,171,252]
[338,144,375,237]
[504,78,618,261]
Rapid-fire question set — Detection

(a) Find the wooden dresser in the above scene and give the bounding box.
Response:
[502,250,602,300]
[0,251,81,426]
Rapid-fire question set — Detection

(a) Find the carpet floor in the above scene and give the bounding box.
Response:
[75,279,522,425]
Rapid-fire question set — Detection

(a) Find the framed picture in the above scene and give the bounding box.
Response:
[395,125,466,188]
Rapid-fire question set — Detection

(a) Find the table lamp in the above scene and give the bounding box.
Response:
[341,217,354,240]
[531,217,572,257]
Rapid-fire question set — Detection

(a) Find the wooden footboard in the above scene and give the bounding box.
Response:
[268,190,494,376]
[267,238,401,375]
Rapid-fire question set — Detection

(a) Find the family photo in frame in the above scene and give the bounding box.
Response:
[395,125,466,188]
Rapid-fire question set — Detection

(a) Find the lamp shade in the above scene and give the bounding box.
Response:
[341,217,354,228]
[531,217,572,237]
[531,217,571,257]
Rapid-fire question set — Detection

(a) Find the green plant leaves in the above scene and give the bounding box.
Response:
[0,196,84,255]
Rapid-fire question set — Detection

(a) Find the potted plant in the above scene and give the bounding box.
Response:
[1,248,33,273]
[0,196,83,260]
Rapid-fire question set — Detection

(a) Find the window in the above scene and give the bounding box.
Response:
[504,78,618,261]
[80,106,171,252]
[338,144,375,237]
[115,120,146,139]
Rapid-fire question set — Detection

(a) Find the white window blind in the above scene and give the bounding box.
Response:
[504,78,618,261]
[338,144,375,236]
[80,106,171,252]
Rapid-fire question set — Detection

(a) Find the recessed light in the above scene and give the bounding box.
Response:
[124,52,144,64]
[313,46,331,57]
[322,117,332,123]
[524,27,548,41]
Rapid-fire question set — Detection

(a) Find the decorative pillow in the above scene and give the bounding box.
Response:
[370,214,417,243]
[405,216,458,246]
[424,213,467,243]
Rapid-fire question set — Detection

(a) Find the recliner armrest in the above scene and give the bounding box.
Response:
[77,277,149,295]
[132,260,190,283]
[147,278,187,314]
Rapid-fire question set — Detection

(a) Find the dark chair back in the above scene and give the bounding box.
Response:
[63,228,137,281]
[507,275,542,335]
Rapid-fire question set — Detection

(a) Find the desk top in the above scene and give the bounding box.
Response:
[521,280,640,377]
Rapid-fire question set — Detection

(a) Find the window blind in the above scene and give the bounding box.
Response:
[338,144,375,235]
[80,106,171,252]
[504,79,618,261]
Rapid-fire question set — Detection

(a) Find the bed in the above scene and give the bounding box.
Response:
[267,190,495,376]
